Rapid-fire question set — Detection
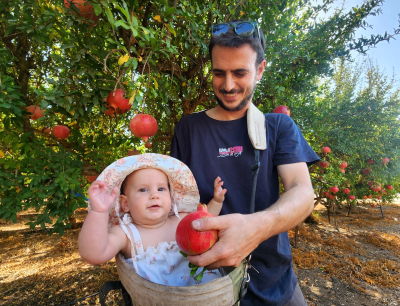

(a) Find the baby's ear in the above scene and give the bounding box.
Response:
[120,195,130,212]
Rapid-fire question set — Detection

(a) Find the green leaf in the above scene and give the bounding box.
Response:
[165,23,176,37]
[104,7,114,27]
[165,7,177,16]
[131,27,138,37]
[114,20,130,30]
[92,3,102,16]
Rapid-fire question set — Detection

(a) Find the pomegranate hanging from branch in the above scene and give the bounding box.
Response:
[129,114,158,144]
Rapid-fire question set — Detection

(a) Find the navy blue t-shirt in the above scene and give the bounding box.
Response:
[170,111,319,306]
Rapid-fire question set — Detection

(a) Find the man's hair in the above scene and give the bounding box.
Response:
[209,20,266,67]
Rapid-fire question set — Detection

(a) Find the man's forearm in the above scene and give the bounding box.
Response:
[187,163,315,269]
[255,183,314,242]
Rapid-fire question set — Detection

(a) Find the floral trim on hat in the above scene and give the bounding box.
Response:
[87,153,200,228]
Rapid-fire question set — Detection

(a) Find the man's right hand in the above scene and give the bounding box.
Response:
[187,212,271,270]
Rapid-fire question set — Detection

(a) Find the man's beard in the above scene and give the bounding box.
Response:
[214,83,256,112]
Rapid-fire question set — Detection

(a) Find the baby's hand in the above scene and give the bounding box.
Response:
[88,181,119,213]
[213,176,227,204]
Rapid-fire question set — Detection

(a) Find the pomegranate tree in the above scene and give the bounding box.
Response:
[129,114,158,142]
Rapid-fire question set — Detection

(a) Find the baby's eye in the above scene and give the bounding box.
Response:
[139,188,147,192]
[158,187,167,191]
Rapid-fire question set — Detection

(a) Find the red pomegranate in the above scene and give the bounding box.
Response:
[129,114,158,142]
[328,194,335,199]
[86,175,97,183]
[367,180,374,187]
[106,89,125,109]
[64,0,99,27]
[319,161,328,168]
[343,188,350,194]
[386,185,393,190]
[53,125,70,139]
[367,158,374,164]
[340,168,345,174]
[322,147,331,154]
[348,195,355,200]
[115,99,132,113]
[362,168,372,175]
[104,108,115,117]
[31,108,45,120]
[26,105,37,115]
[176,204,218,256]
[339,161,347,169]
[27,105,45,120]
[272,105,291,116]
[323,191,329,197]
[330,186,339,194]
[144,142,152,149]
[382,158,390,165]
[43,127,51,134]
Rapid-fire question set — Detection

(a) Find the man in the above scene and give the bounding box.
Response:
[170,21,319,305]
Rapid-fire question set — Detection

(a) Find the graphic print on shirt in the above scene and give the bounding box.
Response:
[218,146,243,158]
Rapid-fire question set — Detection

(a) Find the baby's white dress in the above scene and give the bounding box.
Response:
[121,223,222,286]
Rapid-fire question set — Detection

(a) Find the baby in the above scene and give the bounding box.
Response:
[79,154,226,286]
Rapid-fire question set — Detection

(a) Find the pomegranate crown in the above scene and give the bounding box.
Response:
[197,203,208,212]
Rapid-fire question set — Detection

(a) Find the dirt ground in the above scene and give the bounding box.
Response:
[0,202,399,306]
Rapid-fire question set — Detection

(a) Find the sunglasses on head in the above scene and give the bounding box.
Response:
[211,21,261,39]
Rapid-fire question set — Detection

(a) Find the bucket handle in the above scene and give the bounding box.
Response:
[99,281,132,306]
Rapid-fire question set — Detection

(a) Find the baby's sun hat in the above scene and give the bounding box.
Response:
[88,153,200,227]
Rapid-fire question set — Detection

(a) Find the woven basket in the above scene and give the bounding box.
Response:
[116,254,247,306]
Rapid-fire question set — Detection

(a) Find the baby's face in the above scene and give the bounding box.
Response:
[120,169,172,226]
